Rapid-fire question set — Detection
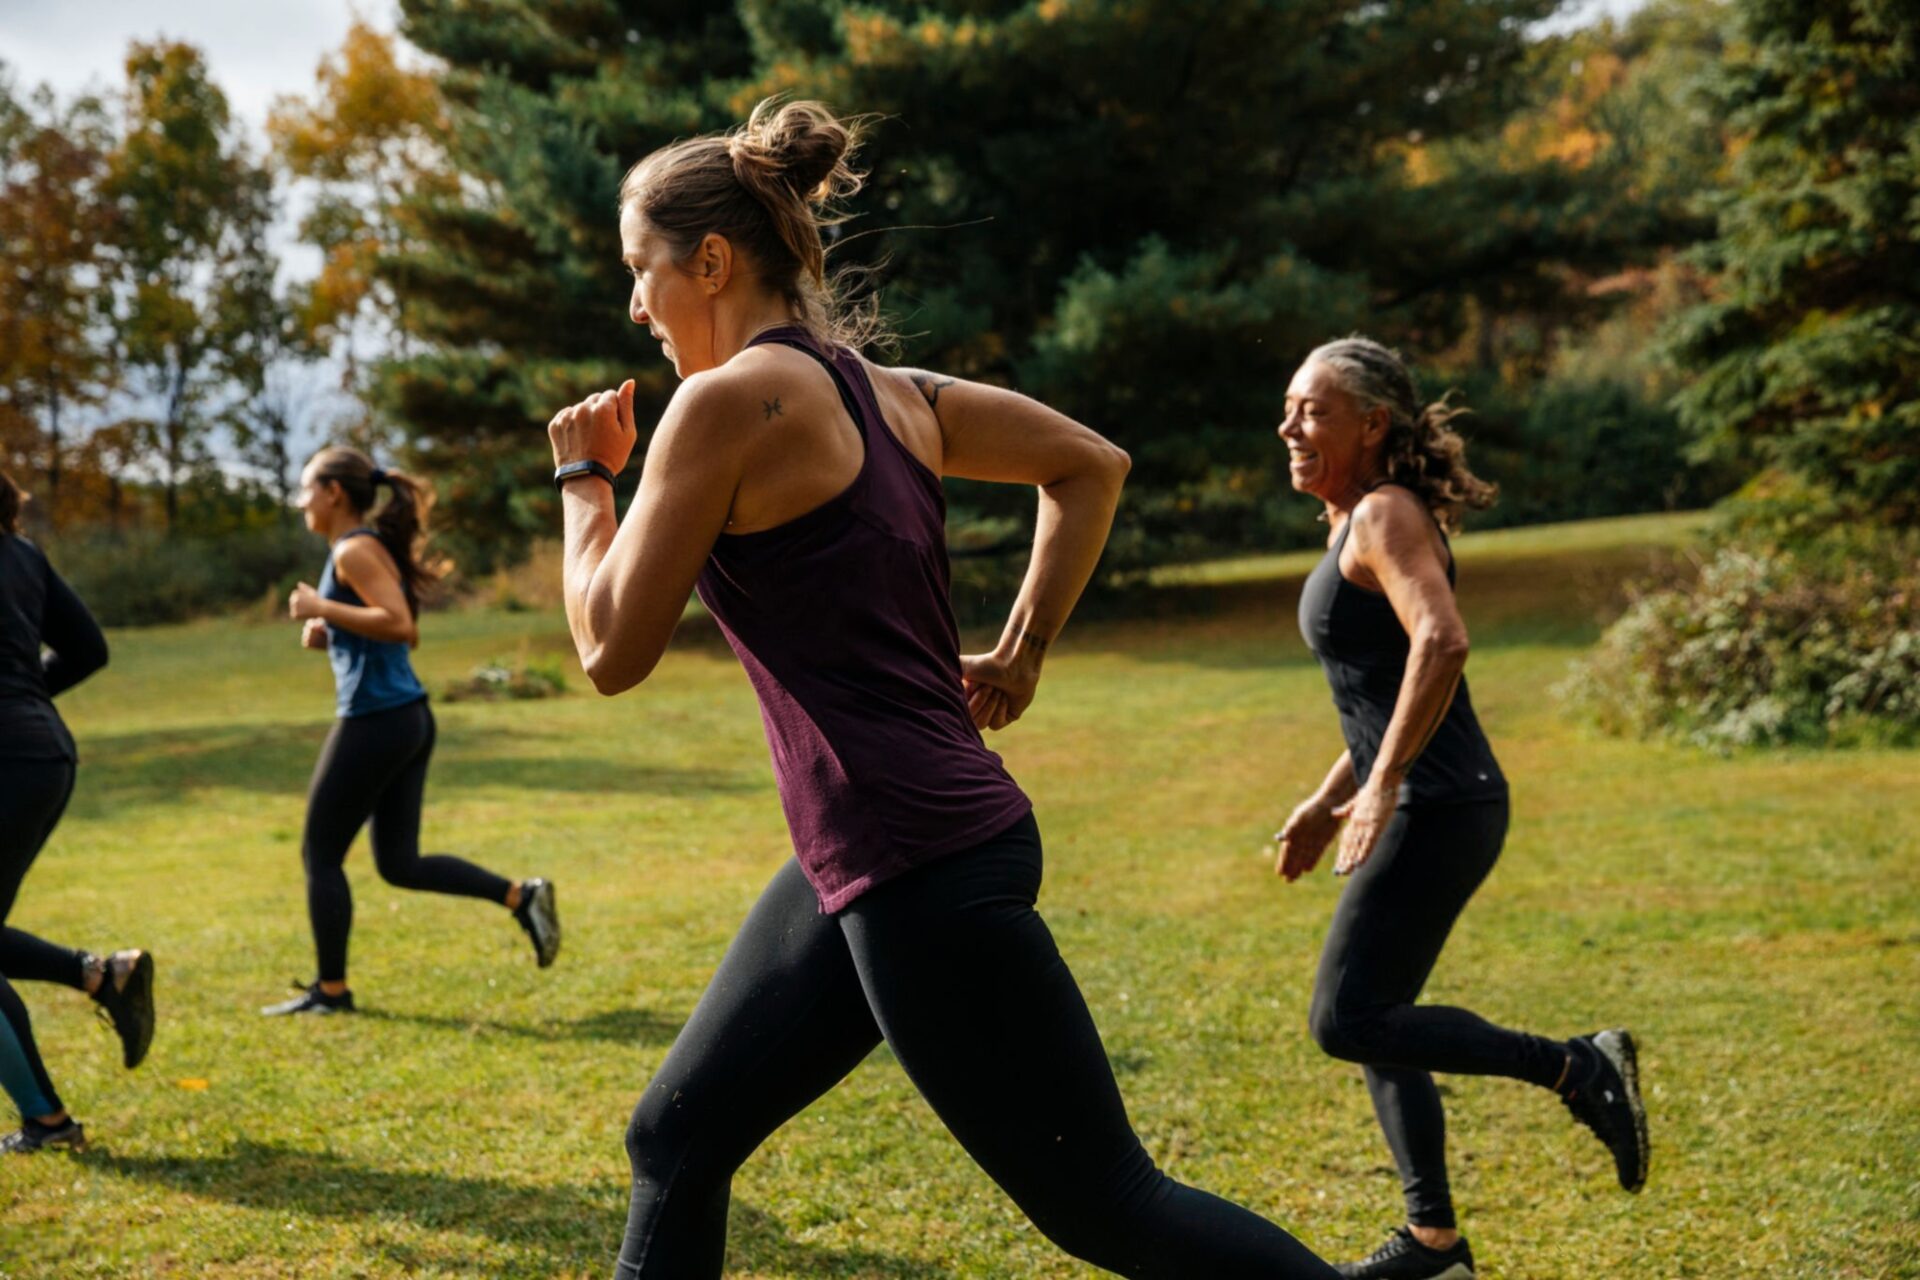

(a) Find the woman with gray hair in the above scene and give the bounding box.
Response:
[1272,337,1648,1279]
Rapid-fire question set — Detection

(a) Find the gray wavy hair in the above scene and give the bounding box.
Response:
[1307,335,1497,532]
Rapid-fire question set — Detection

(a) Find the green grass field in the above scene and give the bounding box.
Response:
[3,512,1915,1278]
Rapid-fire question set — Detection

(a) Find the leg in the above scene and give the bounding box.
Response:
[616,858,883,1280]
[301,716,414,985]
[0,974,61,1121]
[841,815,1337,1279]
[0,759,89,989]
[366,703,513,904]
[1308,797,1563,1231]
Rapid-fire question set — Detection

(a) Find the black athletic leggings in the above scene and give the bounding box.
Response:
[302,698,512,983]
[618,813,1337,1279]
[1308,795,1568,1229]
[0,757,89,1118]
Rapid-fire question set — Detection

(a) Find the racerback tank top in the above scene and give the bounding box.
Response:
[320,529,427,719]
[696,326,1032,912]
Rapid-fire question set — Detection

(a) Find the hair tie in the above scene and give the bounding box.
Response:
[369,468,388,485]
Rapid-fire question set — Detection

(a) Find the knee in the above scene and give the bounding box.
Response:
[371,851,420,889]
[1309,995,1373,1063]
[624,1085,688,1182]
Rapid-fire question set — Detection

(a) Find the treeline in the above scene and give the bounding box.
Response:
[5,0,1915,691]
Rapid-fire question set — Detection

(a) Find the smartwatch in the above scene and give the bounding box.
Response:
[553,459,617,492]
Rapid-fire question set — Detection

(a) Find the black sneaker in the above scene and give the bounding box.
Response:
[1562,1028,1649,1192]
[261,981,356,1017]
[89,949,156,1069]
[1,1116,87,1155]
[1335,1227,1476,1279]
[513,878,561,968]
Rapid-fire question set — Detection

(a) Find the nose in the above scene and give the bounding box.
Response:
[1277,410,1300,441]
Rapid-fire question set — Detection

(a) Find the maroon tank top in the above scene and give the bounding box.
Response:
[695,326,1032,911]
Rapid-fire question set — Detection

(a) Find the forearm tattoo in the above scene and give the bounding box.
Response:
[1016,626,1050,655]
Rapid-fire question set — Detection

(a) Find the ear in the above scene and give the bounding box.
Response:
[1362,403,1392,448]
[696,232,734,294]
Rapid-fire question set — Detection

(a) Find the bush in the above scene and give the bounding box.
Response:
[440,655,569,703]
[1558,527,1920,748]
[45,523,321,626]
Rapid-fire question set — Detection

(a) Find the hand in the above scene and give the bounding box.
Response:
[288,582,324,621]
[1273,796,1344,882]
[549,379,638,476]
[959,647,1041,732]
[301,618,329,650]
[1333,782,1397,876]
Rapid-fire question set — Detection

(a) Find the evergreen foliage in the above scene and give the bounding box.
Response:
[1665,0,1920,530]
[379,0,1717,568]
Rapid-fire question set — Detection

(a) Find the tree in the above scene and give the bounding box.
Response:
[0,68,118,522]
[101,40,281,532]
[1665,0,1920,531]
[269,19,451,417]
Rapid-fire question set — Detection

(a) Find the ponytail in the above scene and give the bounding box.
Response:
[307,446,440,615]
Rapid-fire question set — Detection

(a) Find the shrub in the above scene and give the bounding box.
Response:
[46,523,320,626]
[1558,527,1920,748]
[440,654,570,703]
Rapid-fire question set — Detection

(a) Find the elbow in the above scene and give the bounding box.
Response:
[1099,440,1131,488]
[581,648,656,697]
[1419,627,1470,669]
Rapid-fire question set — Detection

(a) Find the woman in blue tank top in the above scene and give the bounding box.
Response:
[544,99,1339,1279]
[1273,338,1649,1279]
[261,447,562,1016]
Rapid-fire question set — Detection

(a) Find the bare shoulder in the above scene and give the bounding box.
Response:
[1350,485,1445,565]
[333,533,401,590]
[858,358,945,467]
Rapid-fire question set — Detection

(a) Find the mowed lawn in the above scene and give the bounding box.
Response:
[2,512,1914,1279]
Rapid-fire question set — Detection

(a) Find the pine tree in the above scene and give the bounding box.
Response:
[1666,0,1920,531]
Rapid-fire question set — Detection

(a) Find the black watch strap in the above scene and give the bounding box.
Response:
[553,459,617,492]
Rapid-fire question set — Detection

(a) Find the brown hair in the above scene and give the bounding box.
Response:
[0,470,19,536]
[307,446,438,615]
[619,98,877,349]
[1307,336,1498,533]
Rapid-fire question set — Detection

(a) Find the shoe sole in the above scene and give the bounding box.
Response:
[118,951,156,1070]
[528,882,560,968]
[1595,1028,1649,1192]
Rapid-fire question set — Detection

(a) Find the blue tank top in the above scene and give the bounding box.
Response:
[320,529,426,718]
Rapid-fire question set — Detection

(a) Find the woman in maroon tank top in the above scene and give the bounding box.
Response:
[547,99,1337,1279]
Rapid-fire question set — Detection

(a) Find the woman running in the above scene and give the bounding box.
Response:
[1272,338,1649,1279]
[0,469,155,1153]
[548,99,1339,1279]
[264,448,560,1016]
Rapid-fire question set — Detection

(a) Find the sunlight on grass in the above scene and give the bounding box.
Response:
[4,513,1913,1279]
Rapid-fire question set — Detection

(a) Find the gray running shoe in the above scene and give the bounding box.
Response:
[1563,1028,1650,1192]
[1335,1227,1475,1279]
[514,878,561,968]
[90,949,156,1069]
[261,981,356,1016]
[2,1117,87,1154]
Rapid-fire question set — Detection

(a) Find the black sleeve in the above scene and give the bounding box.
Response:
[40,561,108,697]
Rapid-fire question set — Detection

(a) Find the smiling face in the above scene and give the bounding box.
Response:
[620,203,720,378]
[1277,359,1388,507]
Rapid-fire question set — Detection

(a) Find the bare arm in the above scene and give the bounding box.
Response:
[553,377,745,695]
[290,538,417,646]
[901,369,1130,730]
[1331,490,1469,874]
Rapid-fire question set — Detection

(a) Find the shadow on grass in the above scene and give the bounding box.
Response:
[71,720,757,809]
[97,1140,956,1277]
[358,1003,687,1047]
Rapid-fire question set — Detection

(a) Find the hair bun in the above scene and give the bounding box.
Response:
[731,99,856,204]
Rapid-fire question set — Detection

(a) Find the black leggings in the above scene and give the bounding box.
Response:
[302,699,512,983]
[1308,796,1567,1229]
[0,756,88,1118]
[618,814,1336,1279]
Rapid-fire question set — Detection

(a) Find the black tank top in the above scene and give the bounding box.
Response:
[1297,510,1507,806]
